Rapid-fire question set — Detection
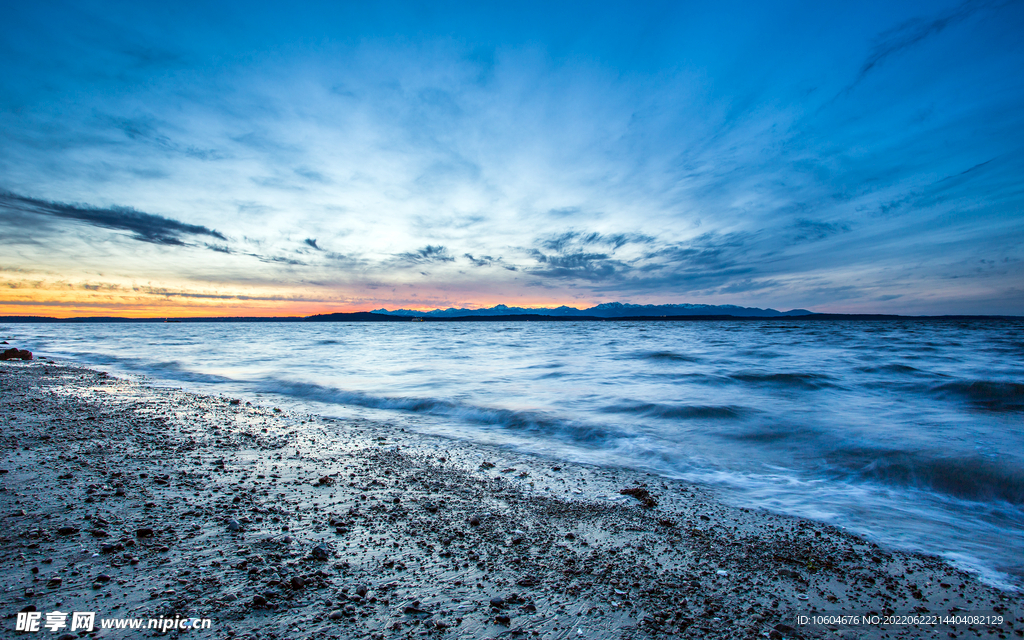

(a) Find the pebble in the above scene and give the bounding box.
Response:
[57,526,78,536]
[489,596,505,608]
[328,610,344,620]
[227,518,241,532]
[311,544,330,560]
[290,576,305,590]
[136,527,154,538]
[252,595,267,607]
[469,516,481,526]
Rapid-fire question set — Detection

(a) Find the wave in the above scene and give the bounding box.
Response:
[855,363,947,377]
[728,371,836,390]
[600,402,749,420]
[633,350,701,362]
[831,447,1024,505]
[267,380,623,445]
[931,380,1024,412]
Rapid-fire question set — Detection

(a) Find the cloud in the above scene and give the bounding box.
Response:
[0,190,226,246]
[304,238,321,250]
[395,245,456,264]
[849,0,984,89]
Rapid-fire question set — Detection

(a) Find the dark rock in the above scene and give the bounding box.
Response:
[355,585,368,597]
[311,543,330,560]
[1,348,32,361]
[469,516,481,526]
[490,597,505,608]
[57,526,79,536]
[252,595,267,607]
[495,614,511,626]
[46,577,62,588]
[136,527,154,538]
[290,576,305,590]
[516,575,540,587]
[619,486,657,508]
[328,610,344,620]
[227,518,241,532]
[90,529,109,538]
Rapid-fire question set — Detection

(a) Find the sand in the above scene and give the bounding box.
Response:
[1,357,1020,639]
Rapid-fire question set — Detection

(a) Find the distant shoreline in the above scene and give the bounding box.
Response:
[1,312,1022,323]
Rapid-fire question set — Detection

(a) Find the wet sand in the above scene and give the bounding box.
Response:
[1,358,1020,639]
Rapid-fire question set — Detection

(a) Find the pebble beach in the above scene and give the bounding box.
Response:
[1,357,1021,639]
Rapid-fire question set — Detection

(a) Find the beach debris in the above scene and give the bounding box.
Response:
[619,486,657,508]
[1,348,32,360]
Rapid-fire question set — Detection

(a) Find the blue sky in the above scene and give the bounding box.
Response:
[1,0,1022,316]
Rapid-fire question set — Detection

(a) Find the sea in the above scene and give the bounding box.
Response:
[5,319,1023,588]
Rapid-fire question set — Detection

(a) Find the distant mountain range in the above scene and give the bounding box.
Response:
[370,302,814,318]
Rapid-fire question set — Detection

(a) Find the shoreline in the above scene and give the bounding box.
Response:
[1,359,1021,639]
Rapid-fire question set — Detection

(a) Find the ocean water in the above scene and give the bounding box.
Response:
[6,319,1023,588]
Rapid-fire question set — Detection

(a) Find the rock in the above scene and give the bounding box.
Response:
[90,529,109,538]
[227,518,241,532]
[0,348,32,361]
[619,486,657,508]
[96,574,111,583]
[252,595,267,607]
[311,543,330,560]
[355,585,368,597]
[58,634,76,640]
[136,527,154,538]
[469,516,481,527]
[290,576,305,590]
[490,596,505,608]
[46,577,62,588]
[57,526,79,536]
[328,610,344,620]
[495,614,511,626]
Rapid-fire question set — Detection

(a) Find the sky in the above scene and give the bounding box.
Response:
[1,0,1023,317]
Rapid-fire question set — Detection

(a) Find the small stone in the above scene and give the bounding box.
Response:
[469,516,481,527]
[495,614,511,626]
[57,526,79,536]
[90,529,109,538]
[136,527,154,538]
[328,610,344,620]
[490,596,505,608]
[227,518,241,532]
[96,574,111,583]
[311,544,330,560]
[290,576,305,590]
[252,595,267,607]
[355,585,368,597]
[47,577,62,588]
